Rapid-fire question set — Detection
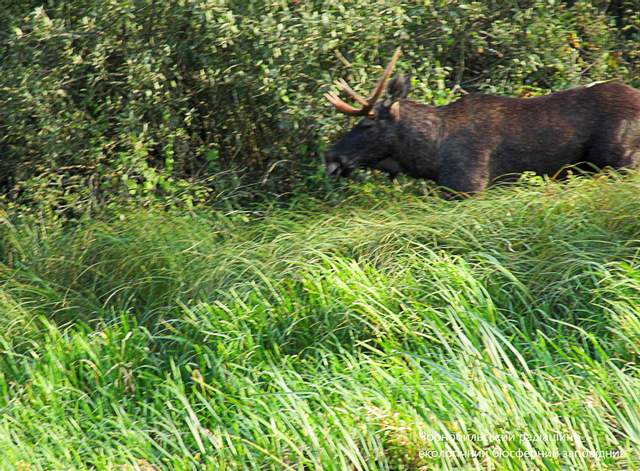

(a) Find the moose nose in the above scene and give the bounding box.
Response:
[325,150,343,177]
[326,161,341,177]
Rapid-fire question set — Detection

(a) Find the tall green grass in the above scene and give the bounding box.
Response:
[1,173,640,469]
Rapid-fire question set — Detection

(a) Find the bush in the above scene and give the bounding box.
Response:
[0,1,638,211]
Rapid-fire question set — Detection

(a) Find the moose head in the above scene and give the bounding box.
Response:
[324,48,412,179]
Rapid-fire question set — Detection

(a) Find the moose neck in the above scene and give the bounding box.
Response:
[392,101,442,180]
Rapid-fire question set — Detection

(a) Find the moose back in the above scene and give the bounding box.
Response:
[325,49,640,194]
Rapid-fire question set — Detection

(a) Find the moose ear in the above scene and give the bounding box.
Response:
[387,74,411,101]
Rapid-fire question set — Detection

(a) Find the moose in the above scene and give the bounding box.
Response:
[324,48,640,194]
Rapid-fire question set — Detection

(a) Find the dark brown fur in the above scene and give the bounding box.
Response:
[326,77,640,193]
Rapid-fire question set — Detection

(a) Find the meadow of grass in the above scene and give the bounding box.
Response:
[1,173,640,470]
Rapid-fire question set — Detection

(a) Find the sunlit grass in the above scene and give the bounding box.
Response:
[1,173,640,469]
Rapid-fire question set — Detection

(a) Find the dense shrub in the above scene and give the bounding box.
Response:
[0,1,638,210]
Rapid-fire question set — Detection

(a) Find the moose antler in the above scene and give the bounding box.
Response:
[324,47,402,117]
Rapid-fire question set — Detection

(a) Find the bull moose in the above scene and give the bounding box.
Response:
[324,48,640,194]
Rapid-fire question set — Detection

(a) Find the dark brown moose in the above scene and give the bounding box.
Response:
[325,48,640,194]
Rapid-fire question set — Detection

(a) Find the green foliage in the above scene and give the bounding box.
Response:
[2,173,640,468]
[1,3,640,468]
[0,1,638,210]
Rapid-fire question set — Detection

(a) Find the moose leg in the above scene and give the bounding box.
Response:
[438,147,491,196]
[587,118,640,170]
[374,158,402,180]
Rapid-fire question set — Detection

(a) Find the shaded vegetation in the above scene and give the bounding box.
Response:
[0,1,638,210]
